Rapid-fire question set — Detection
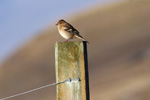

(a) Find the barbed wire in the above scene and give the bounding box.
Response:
[0,78,80,100]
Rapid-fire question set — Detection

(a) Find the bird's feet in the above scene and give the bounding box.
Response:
[65,39,70,42]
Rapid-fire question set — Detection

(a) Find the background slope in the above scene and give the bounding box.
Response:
[0,1,150,100]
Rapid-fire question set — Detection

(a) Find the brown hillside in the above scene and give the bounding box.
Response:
[0,0,150,100]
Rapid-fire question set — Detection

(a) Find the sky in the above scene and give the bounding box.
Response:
[0,0,118,64]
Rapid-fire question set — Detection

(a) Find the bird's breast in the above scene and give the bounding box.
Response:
[58,29,74,40]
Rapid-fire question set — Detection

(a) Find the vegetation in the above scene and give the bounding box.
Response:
[0,0,150,100]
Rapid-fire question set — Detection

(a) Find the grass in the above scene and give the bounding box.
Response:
[0,0,150,100]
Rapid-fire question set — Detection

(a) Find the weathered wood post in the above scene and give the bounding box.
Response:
[55,41,89,100]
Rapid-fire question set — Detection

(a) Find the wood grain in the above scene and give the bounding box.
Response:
[55,41,89,100]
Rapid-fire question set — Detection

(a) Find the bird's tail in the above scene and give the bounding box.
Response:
[75,34,89,43]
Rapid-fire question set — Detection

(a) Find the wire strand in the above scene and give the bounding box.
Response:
[0,78,80,100]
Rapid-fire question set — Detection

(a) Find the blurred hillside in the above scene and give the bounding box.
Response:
[0,0,150,100]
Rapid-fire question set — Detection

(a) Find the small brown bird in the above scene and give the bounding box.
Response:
[56,19,89,43]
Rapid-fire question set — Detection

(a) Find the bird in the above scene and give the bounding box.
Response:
[56,19,89,43]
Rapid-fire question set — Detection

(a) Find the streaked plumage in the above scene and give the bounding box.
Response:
[56,19,89,43]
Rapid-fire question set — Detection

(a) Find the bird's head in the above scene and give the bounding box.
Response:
[56,19,66,26]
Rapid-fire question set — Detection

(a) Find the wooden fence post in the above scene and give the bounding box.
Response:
[55,41,90,100]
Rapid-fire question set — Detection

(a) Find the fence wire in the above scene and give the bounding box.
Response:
[0,78,80,100]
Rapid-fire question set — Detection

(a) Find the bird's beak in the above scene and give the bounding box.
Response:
[56,23,58,26]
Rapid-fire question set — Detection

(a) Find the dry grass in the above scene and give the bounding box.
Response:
[0,0,150,100]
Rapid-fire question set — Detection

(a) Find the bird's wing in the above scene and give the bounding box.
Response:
[63,24,80,35]
[63,23,89,43]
